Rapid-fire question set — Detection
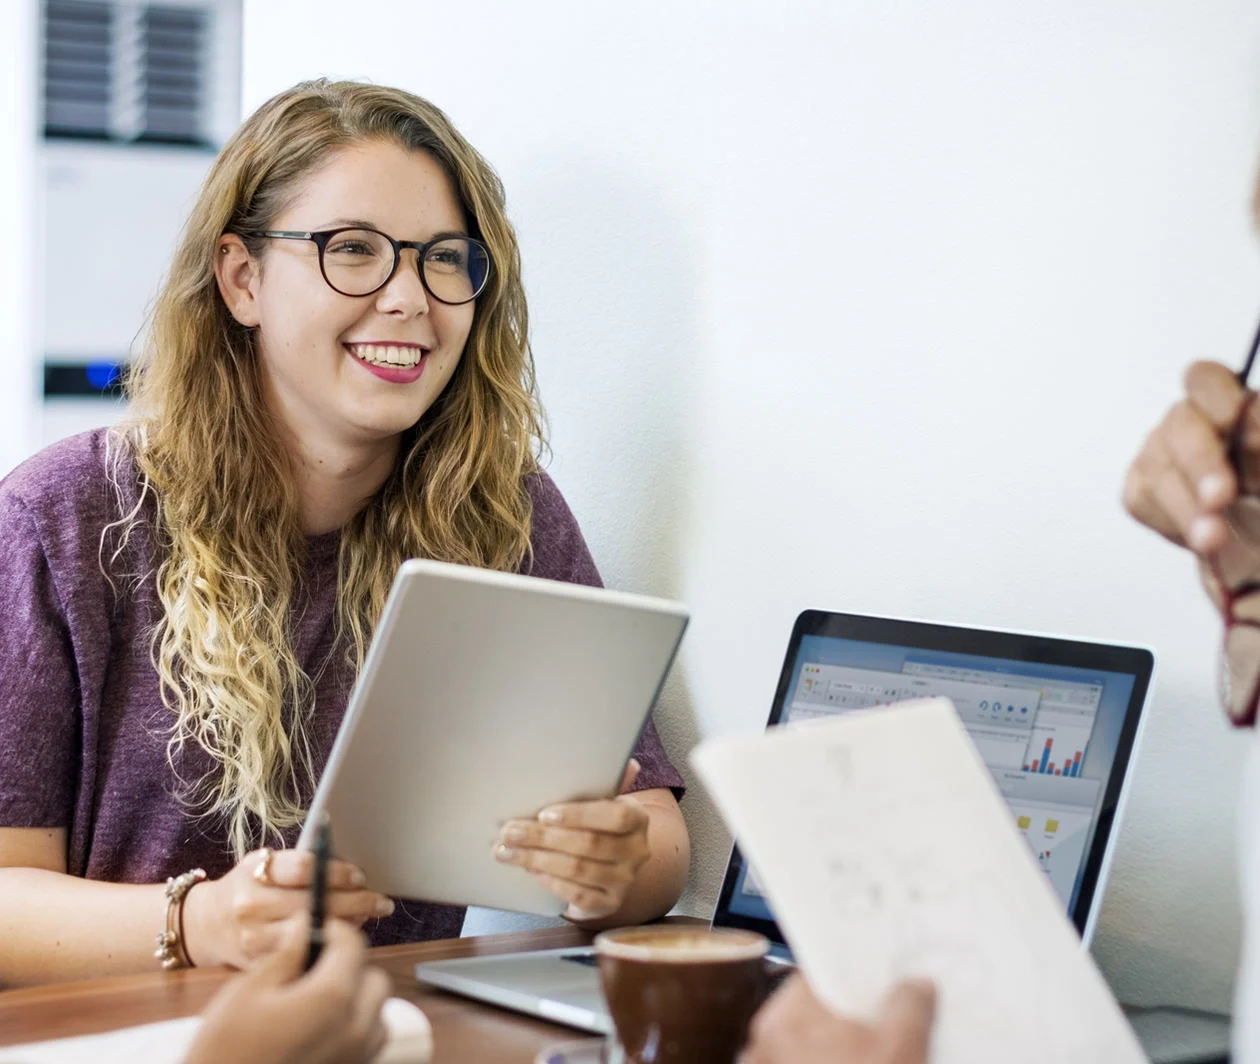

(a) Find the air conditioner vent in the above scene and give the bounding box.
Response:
[139,6,208,142]
[41,0,215,146]
[43,1,114,138]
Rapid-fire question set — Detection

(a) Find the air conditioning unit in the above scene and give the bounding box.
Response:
[37,0,241,447]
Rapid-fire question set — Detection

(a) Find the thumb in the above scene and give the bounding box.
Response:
[246,912,310,988]
[617,758,642,795]
[875,978,936,1063]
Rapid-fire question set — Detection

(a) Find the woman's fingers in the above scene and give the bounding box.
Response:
[534,796,649,835]
[500,819,648,863]
[325,889,395,924]
[526,869,616,920]
[496,840,636,889]
[232,878,392,927]
[256,848,369,891]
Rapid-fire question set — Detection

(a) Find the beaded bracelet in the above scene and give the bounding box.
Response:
[154,868,207,970]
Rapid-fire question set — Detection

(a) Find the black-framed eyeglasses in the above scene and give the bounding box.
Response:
[253,227,491,305]
[1214,317,1260,726]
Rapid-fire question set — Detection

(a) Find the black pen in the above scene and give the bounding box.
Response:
[306,813,331,971]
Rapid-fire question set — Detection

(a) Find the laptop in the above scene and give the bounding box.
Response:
[413,609,1156,1035]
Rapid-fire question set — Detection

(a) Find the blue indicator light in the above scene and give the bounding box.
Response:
[85,361,121,391]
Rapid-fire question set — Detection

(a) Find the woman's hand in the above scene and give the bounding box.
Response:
[743,974,936,1064]
[1123,360,1260,604]
[183,847,395,970]
[185,915,391,1064]
[496,760,652,922]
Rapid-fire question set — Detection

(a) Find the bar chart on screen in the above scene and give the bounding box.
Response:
[1021,712,1096,777]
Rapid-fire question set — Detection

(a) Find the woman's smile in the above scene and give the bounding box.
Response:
[344,341,428,384]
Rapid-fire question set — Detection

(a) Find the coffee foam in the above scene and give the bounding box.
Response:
[595,927,770,964]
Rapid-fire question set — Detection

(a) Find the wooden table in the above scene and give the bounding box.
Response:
[0,926,605,1062]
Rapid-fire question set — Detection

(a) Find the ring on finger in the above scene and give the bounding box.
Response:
[253,847,275,886]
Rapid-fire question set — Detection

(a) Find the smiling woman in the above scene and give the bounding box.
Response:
[0,80,689,989]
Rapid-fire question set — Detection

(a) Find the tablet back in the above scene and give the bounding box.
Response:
[299,559,688,915]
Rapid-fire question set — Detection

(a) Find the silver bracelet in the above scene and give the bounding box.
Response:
[154,868,207,970]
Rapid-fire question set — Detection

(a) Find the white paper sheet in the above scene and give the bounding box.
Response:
[0,996,431,1064]
[690,697,1145,1064]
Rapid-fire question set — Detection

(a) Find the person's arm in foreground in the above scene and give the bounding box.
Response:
[186,915,390,1064]
[744,973,936,1064]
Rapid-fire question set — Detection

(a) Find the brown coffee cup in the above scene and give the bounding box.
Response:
[594,926,771,1064]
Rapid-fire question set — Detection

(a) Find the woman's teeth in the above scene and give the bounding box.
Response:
[347,344,423,367]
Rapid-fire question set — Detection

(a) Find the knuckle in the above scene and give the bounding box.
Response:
[239,926,260,956]
[596,832,624,859]
[230,890,259,924]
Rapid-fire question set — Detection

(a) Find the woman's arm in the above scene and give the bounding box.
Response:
[0,828,391,988]
[0,827,170,986]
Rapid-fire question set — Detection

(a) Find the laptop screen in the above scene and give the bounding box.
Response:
[712,611,1154,945]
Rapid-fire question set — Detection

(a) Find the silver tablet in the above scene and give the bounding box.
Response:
[298,559,688,916]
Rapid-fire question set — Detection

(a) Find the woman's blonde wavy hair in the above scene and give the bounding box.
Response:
[112,79,544,859]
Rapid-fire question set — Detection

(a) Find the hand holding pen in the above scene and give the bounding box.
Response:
[1124,320,1260,559]
[307,813,332,971]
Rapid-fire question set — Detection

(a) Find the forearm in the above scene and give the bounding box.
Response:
[575,790,690,930]
[0,867,169,987]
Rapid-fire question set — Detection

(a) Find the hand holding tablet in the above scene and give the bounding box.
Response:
[299,559,688,916]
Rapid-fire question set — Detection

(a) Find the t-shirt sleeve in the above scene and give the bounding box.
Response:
[0,493,79,827]
[524,472,686,800]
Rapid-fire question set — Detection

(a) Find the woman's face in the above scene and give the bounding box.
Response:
[218,139,477,454]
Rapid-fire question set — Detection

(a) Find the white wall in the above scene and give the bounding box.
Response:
[243,0,1260,1012]
[0,0,38,474]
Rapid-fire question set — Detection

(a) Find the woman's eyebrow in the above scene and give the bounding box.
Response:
[316,217,382,231]
[313,219,471,240]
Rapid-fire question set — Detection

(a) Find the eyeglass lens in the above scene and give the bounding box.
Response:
[320,229,489,303]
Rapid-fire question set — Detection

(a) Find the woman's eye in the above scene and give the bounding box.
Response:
[426,247,466,269]
[328,242,373,256]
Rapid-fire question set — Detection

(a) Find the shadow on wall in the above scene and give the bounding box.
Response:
[462,150,712,935]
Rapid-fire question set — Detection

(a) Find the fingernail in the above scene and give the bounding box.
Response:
[504,826,527,843]
[1200,473,1231,504]
[376,897,396,917]
[539,808,562,824]
[495,844,517,863]
[350,867,367,888]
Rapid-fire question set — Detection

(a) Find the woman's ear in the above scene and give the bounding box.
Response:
[215,233,262,327]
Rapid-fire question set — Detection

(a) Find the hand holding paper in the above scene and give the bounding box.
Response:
[690,697,1146,1064]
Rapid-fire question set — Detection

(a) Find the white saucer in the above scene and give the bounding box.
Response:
[533,1038,616,1064]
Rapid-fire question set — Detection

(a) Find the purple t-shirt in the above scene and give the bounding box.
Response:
[0,429,683,946]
